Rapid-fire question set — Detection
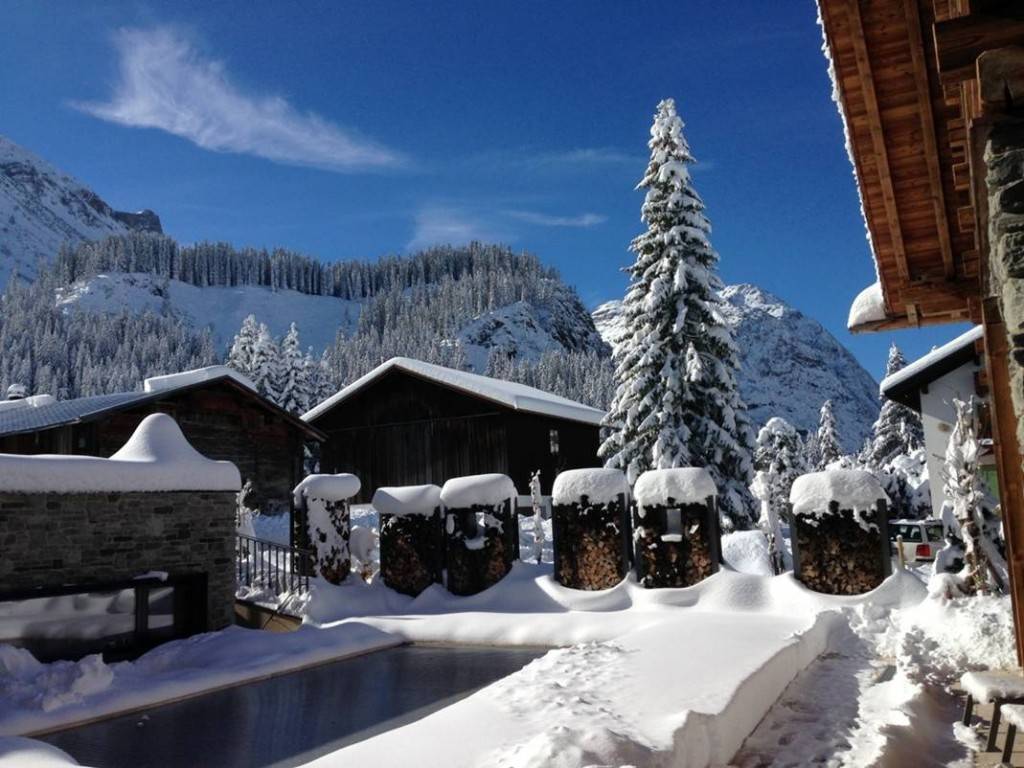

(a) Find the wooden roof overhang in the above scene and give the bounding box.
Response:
[819,0,1024,332]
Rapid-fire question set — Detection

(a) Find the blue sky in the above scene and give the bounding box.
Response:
[1,0,968,380]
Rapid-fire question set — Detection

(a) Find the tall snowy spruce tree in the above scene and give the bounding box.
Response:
[600,98,756,529]
[816,399,842,469]
[863,344,924,469]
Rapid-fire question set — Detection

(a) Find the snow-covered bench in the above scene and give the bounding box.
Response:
[998,703,1024,764]
[961,670,1024,752]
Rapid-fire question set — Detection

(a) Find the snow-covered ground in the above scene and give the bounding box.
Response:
[1,516,1015,768]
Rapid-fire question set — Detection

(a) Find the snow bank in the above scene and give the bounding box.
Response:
[0,413,240,493]
[721,530,774,576]
[142,365,256,394]
[440,473,517,509]
[883,592,1017,687]
[633,468,716,508]
[551,468,628,506]
[790,470,888,518]
[371,485,442,517]
[292,473,361,505]
[848,282,887,329]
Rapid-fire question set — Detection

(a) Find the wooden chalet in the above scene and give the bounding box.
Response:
[303,357,605,502]
[818,0,1024,658]
[0,366,324,514]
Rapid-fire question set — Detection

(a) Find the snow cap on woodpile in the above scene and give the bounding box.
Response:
[440,473,517,509]
[143,365,256,394]
[789,469,888,517]
[552,468,628,506]
[0,413,240,493]
[293,473,361,505]
[633,468,717,508]
[372,484,442,517]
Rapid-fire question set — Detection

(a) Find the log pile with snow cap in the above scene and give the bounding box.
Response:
[789,469,891,595]
[631,468,721,588]
[551,468,631,590]
[374,484,444,597]
[439,473,518,596]
[293,473,361,585]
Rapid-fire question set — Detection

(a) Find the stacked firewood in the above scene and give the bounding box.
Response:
[444,505,516,596]
[794,510,886,595]
[311,498,351,585]
[380,512,443,597]
[553,502,629,590]
[634,506,717,588]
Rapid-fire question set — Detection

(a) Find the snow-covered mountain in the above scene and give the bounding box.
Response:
[592,284,880,451]
[55,273,363,356]
[0,135,161,286]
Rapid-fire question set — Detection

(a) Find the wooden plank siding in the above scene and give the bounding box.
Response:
[0,382,312,515]
[311,368,602,502]
[820,0,982,330]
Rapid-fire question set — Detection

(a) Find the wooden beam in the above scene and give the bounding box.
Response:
[934,10,1024,78]
[982,297,1024,666]
[904,0,957,279]
[845,0,911,281]
[978,46,1024,112]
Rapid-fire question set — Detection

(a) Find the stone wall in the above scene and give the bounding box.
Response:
[987,117,1024,457]
[0,490,236,631]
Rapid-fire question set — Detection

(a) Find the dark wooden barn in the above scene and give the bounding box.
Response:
[303,357,605,501]
[0,366,324,514]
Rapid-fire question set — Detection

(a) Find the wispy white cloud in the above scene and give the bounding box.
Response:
[74,27,403,172]
[407,206,506,251]
[532,147,639,168]
[504,210,606,228]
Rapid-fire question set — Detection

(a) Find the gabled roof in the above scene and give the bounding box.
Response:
[303,357,606,427]
[880,326,983,411]
[0,367,325,441]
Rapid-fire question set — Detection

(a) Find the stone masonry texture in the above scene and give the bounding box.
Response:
[0,490,236,630]
[987,117,1024,459]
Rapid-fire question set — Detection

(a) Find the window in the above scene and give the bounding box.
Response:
[549,429,560,456]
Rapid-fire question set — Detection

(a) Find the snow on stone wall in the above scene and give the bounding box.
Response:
[0,413,240,493]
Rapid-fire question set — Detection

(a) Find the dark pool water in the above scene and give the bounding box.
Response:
[40,644,545,768]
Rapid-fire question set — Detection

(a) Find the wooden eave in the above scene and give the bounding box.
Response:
[820,0,987,332]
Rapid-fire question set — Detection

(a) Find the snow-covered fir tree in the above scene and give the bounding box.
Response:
[752,417,808,526]
[937,397,1007,595]
[278,323,312,414]
[249,324,282,402]
[816,399,842,469]
[863,344,924,469]
[600,98,756,529]
[227,315,261,377]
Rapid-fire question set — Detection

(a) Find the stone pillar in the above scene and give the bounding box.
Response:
[987,116,1024,458]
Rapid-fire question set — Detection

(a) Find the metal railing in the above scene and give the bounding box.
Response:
[236,533,314,599]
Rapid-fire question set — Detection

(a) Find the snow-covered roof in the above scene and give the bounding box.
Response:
[293,473,361,504]
[0,366,322,440]
[303,357,606,426]
[372,484,442,517]
[551,468,628,506]
[634,468,717,508]
[847,282,888,331]
[440,473,517,509]
[880,326,983,410]
[790,470,888,517]
[0,413,240,493]
[143,365,255,394]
